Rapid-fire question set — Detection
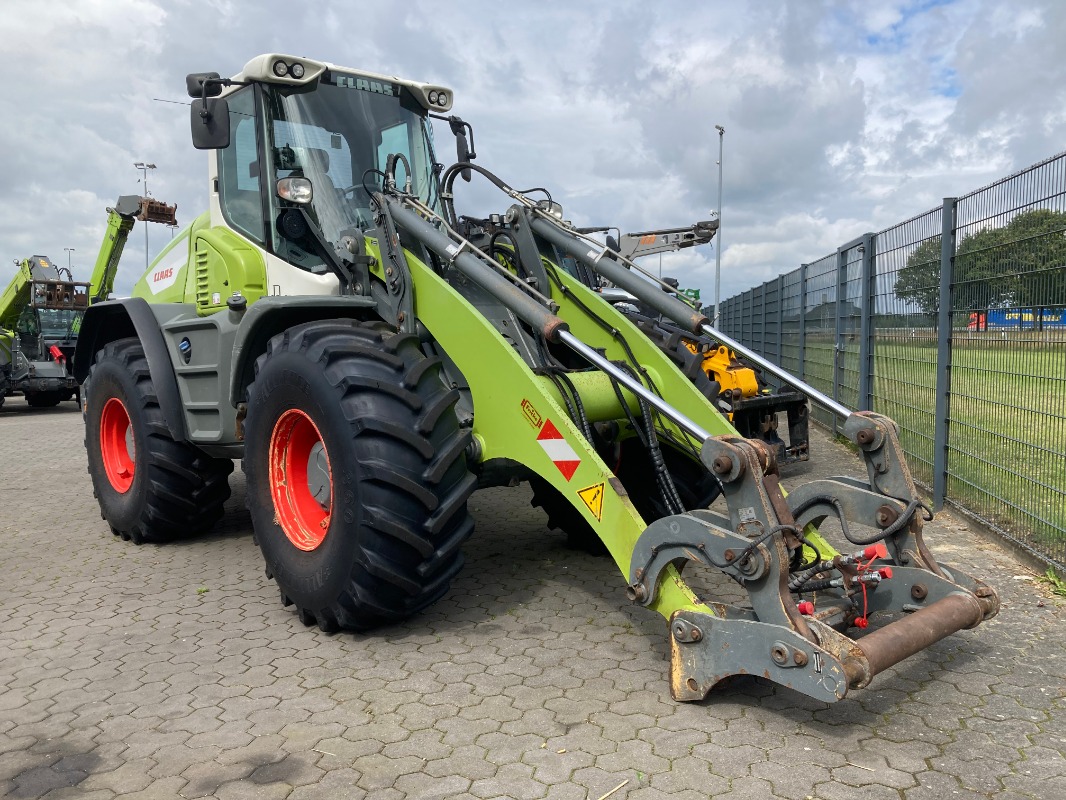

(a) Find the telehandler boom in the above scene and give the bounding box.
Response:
[74,54,998,703]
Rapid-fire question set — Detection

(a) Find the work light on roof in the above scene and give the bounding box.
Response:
[272,60,289,77]
[290,62,305,79]
[436,92,449,106]
[428,91,439,105]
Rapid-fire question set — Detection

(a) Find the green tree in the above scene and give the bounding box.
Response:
[893,208,1066,315]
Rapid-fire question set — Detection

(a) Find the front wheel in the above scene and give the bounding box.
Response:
[84,338,233,543]
[243,320,476,632]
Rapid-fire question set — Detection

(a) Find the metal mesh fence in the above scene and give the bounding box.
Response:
[947,155,1066,566]
[716,150,1066,570]
[802,254,837,428]
[870,207,943,486]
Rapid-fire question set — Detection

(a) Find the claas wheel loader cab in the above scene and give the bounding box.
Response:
[73,53,999,703]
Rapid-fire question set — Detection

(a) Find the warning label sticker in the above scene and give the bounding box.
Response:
[520,399,543,429]
[577,482,605,521]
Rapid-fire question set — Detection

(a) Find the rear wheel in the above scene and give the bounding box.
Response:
[84,338,233,543]
[243,319,476,632]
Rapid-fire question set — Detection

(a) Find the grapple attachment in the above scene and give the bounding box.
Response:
[627,412,998,702]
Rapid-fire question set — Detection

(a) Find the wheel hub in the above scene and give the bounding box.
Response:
[100,397,136,493]
[269,409,333,551]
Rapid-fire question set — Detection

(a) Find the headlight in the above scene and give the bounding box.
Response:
[428,90,439,105]
[272,60,289,78]
[436,92,448,106]
[290,62,305,79]
[276,177,313,204]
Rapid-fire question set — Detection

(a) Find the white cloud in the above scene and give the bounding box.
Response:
[0,0,1063,311]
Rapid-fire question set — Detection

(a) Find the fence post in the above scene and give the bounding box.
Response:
[857,232,876,411]
[776,274,785,367]
[833,247,848,435]
[933,197,957,511]
[759,283,768,354]
[798,263,807,380]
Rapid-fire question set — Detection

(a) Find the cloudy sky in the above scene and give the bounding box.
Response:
[2,0,1064,307]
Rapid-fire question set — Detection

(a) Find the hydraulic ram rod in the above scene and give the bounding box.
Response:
[530,217,710,333]
[384,197,569,342]
[558,330,712,443]
[531,215,851,419]
[699,323,852,420]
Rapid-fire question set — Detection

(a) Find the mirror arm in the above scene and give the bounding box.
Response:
[198,78,248,123]
[428,113,477,160]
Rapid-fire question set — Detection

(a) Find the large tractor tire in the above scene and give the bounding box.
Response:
[84,338,233,544]
[243,320,476,632]
[530,474,605,554]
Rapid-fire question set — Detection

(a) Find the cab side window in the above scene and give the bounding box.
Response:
[218,89,265,245]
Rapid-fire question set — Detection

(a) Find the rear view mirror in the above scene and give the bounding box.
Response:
[455,130,472,182]
[190,97,230,150]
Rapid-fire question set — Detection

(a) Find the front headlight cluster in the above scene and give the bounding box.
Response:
[272,59,306,79]
[427,89,449,107]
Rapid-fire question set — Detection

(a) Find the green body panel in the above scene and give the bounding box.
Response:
[131,214,266,314]
[190,225,268,314]
[132,224,194,303]
[0,331,12,370]
[0,260,33,334]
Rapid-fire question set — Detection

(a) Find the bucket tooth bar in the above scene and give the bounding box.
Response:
[628,415,999,702]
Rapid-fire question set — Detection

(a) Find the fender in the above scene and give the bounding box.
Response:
[73,297,187,441]
[228,295,378,407]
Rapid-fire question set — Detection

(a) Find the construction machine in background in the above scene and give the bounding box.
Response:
[0,197,176,410]
[0,256,88,408]
[73,54,998,704]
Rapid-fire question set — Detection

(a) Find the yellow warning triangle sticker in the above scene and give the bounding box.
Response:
[577,482,605,521]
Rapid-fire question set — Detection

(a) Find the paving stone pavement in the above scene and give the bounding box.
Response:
[1,395,1064,799]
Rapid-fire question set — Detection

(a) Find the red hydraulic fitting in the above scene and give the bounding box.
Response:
[850,542,888,562]
[797,601,815,615]
[877,567,893,580]
[853,617,869,629]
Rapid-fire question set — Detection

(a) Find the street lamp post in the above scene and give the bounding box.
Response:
[713,125,724,326]
[134,162,157,270]
[63,247,75,275]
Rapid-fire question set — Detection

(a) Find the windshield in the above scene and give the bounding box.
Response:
[18,307,81,340]
[263,74,438,268]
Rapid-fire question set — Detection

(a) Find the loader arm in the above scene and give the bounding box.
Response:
[371,168,998,703]
[0,259,34,335]
[88,195,178,303]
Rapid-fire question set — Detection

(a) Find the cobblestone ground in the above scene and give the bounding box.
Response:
[1,395,1064,799]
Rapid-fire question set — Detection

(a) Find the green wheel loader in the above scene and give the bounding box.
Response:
[74,54,998,703]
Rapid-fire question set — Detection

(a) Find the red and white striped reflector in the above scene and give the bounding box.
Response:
[537,419,581,481]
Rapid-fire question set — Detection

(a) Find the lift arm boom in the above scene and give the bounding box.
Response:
[615,220,718,260]
[89,195,178,303]
[0,259,35,334]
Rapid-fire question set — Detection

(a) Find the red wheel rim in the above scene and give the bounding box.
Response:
[269,409,332,551]
[100,397,135,493]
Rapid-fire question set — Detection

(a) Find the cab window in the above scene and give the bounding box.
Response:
[217,88,265,245]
